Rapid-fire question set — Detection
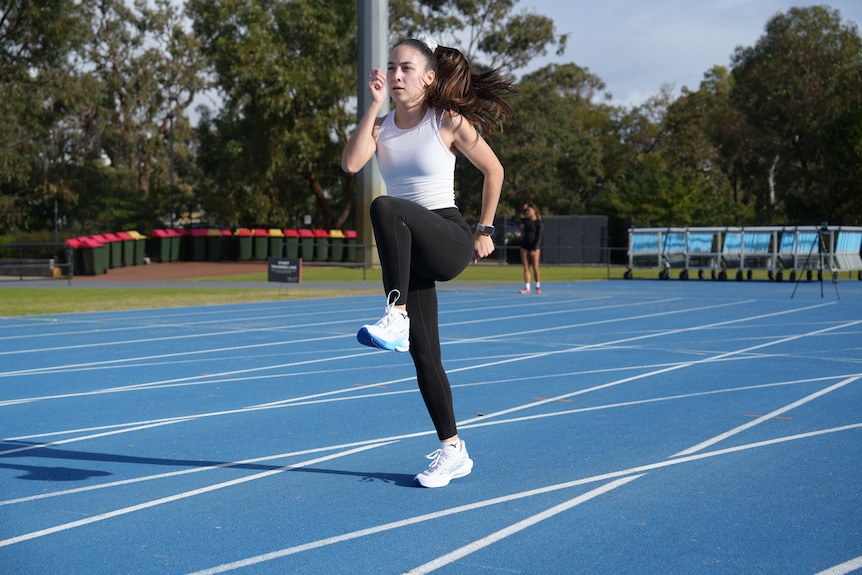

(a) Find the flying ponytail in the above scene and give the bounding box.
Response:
[428,46,515,136]
[393,38,516,136]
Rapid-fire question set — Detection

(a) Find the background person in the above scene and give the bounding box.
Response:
[519,202,543,294]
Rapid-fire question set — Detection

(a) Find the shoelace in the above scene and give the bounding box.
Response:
[375,289,403,328]
[424,447,458,470]
[424,449,445,469]
[384,289,401,311]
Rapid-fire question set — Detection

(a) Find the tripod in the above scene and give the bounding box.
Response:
[791,223,840,300]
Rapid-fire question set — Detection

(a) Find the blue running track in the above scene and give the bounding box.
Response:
[1,280,860,574]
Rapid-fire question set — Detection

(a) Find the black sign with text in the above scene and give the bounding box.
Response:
[267,257,301,283]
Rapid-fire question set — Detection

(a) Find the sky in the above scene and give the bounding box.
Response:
[516,0,862,107]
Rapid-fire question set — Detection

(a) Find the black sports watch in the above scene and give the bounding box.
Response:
[475,223,495,235]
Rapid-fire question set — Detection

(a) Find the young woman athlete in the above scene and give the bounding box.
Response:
[341,37,514,487]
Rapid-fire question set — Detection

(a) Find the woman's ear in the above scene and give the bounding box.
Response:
[423,69,435,88]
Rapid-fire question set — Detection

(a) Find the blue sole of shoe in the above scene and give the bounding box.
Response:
[357,328,408,352]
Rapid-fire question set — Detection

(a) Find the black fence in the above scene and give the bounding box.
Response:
[0,243,74,283]
[491,215,610,265]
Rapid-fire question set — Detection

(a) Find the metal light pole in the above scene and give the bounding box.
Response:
[356,0,388,265]
[167,112,175,228]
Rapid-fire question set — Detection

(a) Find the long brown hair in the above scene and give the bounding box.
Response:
[394,39,516,136]
[524,203,541,220]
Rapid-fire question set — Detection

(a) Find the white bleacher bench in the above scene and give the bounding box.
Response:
[625,225,862,282]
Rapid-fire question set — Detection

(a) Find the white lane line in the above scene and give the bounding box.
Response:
[459,300,835,346]
[4,331,855,444]
[452,303,845,379]
[0,299,828,409]
[0,357,778,441]
[0,295,654,371]
[0,441,396,548]
[0,332,357,372]
[442,297,680,327]
[5,373,853,506]
[457,374,862,433]
[0,294,611,344]
[1,301,852,500]
[0,349,382,405]
[405,475,645,575]
[0,438,404,507]
[814,556,862,575]
[0,383,423,443]
[3,420,858,553]
[0,419,199,457]
[0,308,366,342]
[0,299,756,403]
[1,373,840,505]
[456,318,862,428]
[0,293,535,347]
[182,422,862,575]
[0,293,611,356]
[0,325,289,357]
[5,306,855,431]
[672,375,861,457]
[244,305,856,414]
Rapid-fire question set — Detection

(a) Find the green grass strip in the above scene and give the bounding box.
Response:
[0,264,693,317]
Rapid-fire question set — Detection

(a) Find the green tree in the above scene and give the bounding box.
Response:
[821,108,862,223]
[605,88,673,229]
[190,0,356,229]
[612,154,696,228]
[655,66,750,226]
[488,63,610,219]
[0,0,86,233]
[730,5,862,224]
[0,0,206,236]
[389,0,568,75]
[73,0,206,231]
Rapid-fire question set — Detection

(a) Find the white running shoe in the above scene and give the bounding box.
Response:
[357,289,410,352]
[414,440,473,488]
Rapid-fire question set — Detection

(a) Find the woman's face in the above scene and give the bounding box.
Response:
[387,45,434,106]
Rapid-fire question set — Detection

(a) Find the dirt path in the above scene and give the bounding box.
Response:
[72,261,268,282]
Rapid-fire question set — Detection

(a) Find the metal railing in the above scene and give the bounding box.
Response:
[0,243,74,284]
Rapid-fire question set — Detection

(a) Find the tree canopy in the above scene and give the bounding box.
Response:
[0,1,859,246]
[729,5,862,224]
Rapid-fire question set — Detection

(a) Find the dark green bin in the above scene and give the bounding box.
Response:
[207,229,228,261]
[298,229,314,261]
[127,231,147,265]
[170,229,184,262]
[312,229,330,261]
[80,237,109,275]
[235,228,253,260]
[252,229,269,260]
[329,229,345,262]
[150,229,172,262]
[96,234,123,268]
[115,232,136,266]
[284,230,300,258]
[344,230,357,262]
[268,229,284,258]
[189,228,208,261]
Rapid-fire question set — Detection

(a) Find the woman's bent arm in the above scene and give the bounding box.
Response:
[342,69,388,173]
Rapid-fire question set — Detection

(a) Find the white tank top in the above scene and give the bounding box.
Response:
[375,107,457,210]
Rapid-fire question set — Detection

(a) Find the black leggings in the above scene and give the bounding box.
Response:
[369,196,474,440]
